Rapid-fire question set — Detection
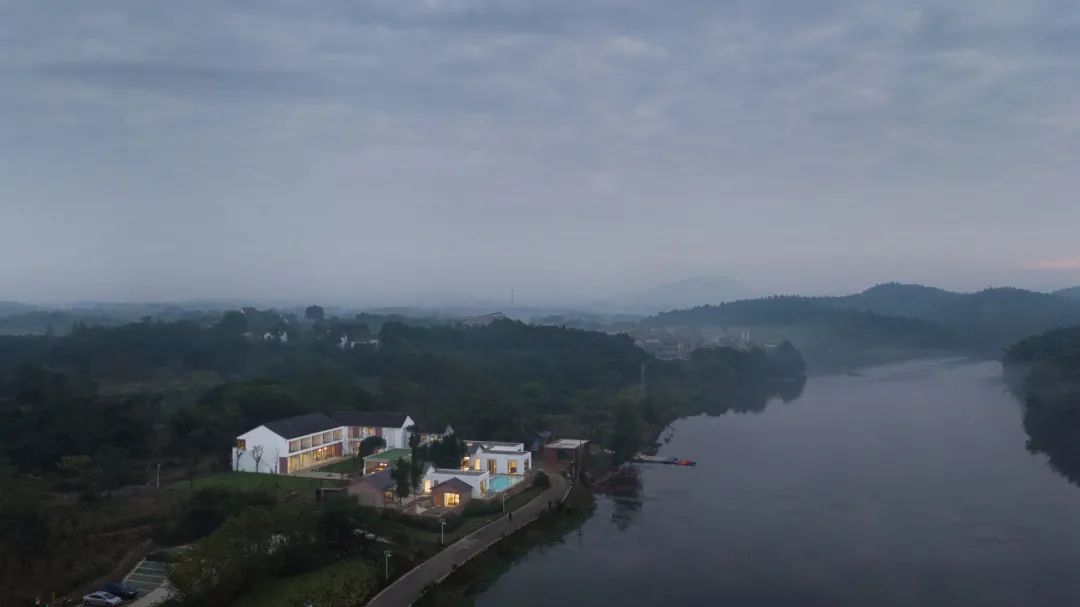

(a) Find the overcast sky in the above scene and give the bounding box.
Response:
[2,1,1080,304]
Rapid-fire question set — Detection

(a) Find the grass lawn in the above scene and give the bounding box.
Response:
[231,559,378,607]
[181,471,344,499]
[316,458,362,474]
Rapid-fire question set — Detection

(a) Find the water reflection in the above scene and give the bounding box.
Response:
[694,376,807,416]
[1022,398,1080,485]
[609,495,643,531]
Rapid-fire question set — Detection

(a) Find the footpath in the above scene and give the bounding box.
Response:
[366,473,570,607]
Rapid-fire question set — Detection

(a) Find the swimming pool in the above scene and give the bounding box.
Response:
[487,474,523,494]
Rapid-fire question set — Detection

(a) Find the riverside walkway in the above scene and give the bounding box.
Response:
[366,473,570,607]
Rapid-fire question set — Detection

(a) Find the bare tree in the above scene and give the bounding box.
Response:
[250,445,264,473]
[234,445,246,471]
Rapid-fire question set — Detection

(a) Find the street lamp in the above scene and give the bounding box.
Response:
[383,550,391,581]
[156,463,161,489]
[439,518,447,545]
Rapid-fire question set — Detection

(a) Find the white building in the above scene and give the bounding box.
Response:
[465,440,532,476]
[422,466,491,498]
[232,410,415,474]
[232,412,343,474]
[333,411,415,452]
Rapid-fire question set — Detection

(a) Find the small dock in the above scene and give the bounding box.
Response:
[632,454,696,466]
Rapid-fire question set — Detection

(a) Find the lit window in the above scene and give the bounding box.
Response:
[235,439,246,450]
[508,460,518,474]
[333,429,342,441]
[444,493,460,507]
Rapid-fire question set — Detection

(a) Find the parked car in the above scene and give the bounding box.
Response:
[100,582,139,600]
[82,591,122,606]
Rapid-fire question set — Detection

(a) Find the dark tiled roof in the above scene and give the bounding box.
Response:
[359,469,396,491]
[263,412,339,439]
[433,478,472,494]
[334,411,410,428]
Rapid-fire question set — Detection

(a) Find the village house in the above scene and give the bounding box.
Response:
[333,411,415,452]
[422,466,491,498]
[540,438,590,472]
[348,469,397,507]
[231,410,414,474]
[430,478,473,508]
[232,412,343,474]
[464,440,532,476]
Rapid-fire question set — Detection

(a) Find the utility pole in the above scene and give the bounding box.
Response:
[156,463,161,489]
[440,518,446,545]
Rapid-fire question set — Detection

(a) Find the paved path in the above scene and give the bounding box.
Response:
[366,474,570,607]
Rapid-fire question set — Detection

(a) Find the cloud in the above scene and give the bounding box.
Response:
[36,61,324,98]
[1029,258,1080,271]
[1,0,1079,301]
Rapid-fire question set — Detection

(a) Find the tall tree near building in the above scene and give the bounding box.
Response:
[407,425,422,495]
[304,305,325,321]
[250,446,264,473]
[391,458,411,503]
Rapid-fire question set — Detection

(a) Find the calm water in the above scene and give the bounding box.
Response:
[475,359,1080,606]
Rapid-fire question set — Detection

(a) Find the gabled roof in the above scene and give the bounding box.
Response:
[432,478,472,493]
[334,411,411,428]
[262,413,339,439]
[358,469,396,491]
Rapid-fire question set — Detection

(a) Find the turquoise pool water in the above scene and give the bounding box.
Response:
[488,474,522,493]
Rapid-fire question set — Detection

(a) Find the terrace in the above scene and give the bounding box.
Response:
[361,448,412,475]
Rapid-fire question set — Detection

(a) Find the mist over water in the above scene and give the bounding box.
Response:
[475,359,1080,606]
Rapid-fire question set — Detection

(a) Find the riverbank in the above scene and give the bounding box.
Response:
[414,482,596,607]
[365,473,570,607]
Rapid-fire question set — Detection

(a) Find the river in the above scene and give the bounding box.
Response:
[473,359,1080,606]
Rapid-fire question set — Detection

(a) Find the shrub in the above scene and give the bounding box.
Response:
[381,509,463,532]
[462,499,501,518]
[531,471,550,488]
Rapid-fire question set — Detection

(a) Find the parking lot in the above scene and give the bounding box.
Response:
[124,559,168,596]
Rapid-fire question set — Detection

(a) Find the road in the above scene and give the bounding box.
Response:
[366,473,570,607]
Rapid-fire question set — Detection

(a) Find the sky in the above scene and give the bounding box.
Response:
[2,0,1080,305]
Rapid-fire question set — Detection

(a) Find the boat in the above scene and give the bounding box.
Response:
[631,454,697,466]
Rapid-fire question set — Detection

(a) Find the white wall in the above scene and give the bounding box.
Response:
[381,415,415,449]
[473,448,532,475]
[423,468,491,498]
[232,426,288,473]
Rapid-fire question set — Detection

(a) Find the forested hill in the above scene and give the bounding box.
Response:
[0,315,807,477]
[825,284,1080,349]
[1055,287,1080,301]
[1003,326,1080,484]
[646,283,1080,355]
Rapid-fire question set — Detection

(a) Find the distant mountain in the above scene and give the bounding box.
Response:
[820,283,1080,350]
[644,282,1080,366]
[645,294,965,371]
[1054,287,1080,301]
[617,276,749,312]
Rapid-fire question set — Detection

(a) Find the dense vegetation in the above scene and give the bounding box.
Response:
[0,310,805,603]
[1004,326,1080,484]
